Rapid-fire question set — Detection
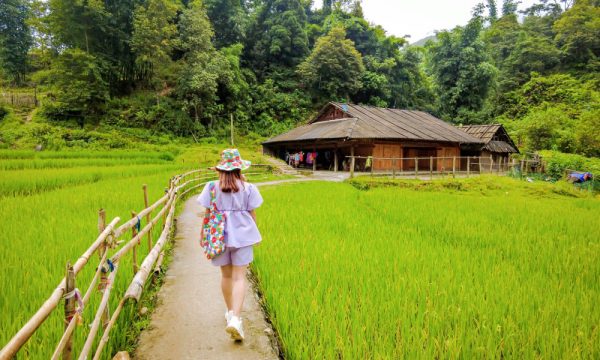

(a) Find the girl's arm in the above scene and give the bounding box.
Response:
[249,210,257,223]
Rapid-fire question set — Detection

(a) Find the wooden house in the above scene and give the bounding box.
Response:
[262,102,485,172]
[457,124,519,163]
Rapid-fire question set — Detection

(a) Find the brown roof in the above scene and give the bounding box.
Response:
[263,102,485,145]
[458,124,519,153]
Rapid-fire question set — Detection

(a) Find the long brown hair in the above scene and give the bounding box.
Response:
[218,169,244,193]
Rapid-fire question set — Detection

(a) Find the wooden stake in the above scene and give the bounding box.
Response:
[392,159,396,179]
[430,156,433,180]
[452,156,456,178]
[415,158,419,179]
[143,185,152,250]
[334,148,338,173]
[350,147,355,178]
[479,157,482,174]
[230,113,234,146]
[63,263,76,360]
[131,212,139,274]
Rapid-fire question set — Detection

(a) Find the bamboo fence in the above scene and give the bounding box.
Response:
[0,166,275,360]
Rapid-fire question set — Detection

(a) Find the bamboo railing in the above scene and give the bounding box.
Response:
[0,165,276,360]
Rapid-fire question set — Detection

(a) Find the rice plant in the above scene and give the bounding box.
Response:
[253,180,600,359]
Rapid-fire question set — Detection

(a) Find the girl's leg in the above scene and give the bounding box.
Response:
[220,265,233,311]
[230,265,248,317]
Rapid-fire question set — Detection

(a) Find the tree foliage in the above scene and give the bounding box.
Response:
[0,0,598,156]
[0,0,32,85]
[298,27,364,101]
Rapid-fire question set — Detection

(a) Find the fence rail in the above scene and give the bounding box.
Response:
[341,155,540,179]
[0,91,38,107]
[0,165,276,360]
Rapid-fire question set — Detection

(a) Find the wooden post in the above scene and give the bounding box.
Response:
[230,113,234,146]
[350,147,355,178]
[452,156,456,178]
[430,156,433,180]
[479,157,482,174]
[97,210,110,329]
[499,158,503,173]
[312,146,316,172]
[131,212,139,274]
[415,158,419,179]
[334,149,338,173]
[63,263,76,360]
[143,185,152,250]
[392,159,396,179]
[489,156,493,173]
[467,157,471,178]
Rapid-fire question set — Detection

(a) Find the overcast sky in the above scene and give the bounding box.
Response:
[312,0,539,43]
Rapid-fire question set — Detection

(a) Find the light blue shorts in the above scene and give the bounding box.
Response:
[211,246,254,267]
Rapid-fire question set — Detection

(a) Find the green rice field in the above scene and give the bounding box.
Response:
[254,178,600,359]
[0,146,270,358]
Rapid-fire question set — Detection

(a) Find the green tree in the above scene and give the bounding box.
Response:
[43,49,109,126]
[131,0,179,88]
[47,0,141,92]
[0,0,33,85]
[297,26,365,101]
[487,0,498,22]
[501,0,520,16]
[553,0,600,70]
[428,13,497,123]
[205,0,247,49]
[175,1,231,132]
[245,0,309,80]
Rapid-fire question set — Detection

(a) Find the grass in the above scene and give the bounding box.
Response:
[253,178,600,359]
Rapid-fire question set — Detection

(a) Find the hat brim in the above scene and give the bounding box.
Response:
[216,160,251,171]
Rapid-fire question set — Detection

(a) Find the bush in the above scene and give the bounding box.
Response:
[539,150,600,179]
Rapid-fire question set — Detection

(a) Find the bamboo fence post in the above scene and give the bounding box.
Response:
[479,157,482,174]
[430,156,433,180]
[63,263,76,360]
[467,157,471,178]
[452,156,456,178]
[143,185,152,250]
[415,158,419,179]
[392,159,396,179]
[489,155,493,173]
[97,210,110,329]
[131,211,139,274]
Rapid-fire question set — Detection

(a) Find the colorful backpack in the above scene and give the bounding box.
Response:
[201,181,226,259]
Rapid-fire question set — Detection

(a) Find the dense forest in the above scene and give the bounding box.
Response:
[0,0,598,156]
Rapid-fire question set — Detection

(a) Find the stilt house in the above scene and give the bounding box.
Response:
[262,102,485,172]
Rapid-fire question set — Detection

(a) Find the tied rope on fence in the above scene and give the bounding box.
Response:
[0,165,276,360]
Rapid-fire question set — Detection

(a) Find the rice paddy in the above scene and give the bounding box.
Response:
[253,179,600,359]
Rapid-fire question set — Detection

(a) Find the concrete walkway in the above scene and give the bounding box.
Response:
[134,197,278,360]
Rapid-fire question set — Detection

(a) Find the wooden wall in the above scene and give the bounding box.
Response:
[372,143,461,171]
[314,106,348,123]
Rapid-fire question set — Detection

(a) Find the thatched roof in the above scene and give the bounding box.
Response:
[458,124,519,153]
[263,103,484,145]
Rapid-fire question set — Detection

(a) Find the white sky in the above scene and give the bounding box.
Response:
[312,0,539,43]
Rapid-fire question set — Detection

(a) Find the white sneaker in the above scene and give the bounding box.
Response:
[226,315,245,341]
[225,310,233,324]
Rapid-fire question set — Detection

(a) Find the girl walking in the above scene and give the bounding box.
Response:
[197,149,263,341]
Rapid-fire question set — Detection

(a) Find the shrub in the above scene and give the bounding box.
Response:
[539,150,600,179]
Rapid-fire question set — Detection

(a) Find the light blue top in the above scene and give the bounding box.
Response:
[197,180,263,248]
